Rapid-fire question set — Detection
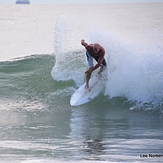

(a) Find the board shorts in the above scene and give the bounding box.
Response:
[86,51,107,68]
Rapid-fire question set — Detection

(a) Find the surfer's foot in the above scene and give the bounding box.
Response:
[85,83,91,91]
[85,83,89,90]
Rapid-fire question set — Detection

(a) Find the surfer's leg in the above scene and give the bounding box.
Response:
[85,71,91,89]
[98,65,104,74]
[98,65,107,75]
[85,51,93,89]
[94,57,106,75]
[86,51,94,68]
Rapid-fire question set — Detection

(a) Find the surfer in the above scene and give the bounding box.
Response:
[81,39,107,89]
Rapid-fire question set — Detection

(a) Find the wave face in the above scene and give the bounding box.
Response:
[0,55,74,111]
[1,16,163,112]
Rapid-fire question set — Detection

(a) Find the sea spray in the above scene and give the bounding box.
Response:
[51,16,86,86]
[105,38,163,108]
[51,16,163,109]
[80,28,163,108]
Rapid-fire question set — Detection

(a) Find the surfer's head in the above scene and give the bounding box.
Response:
[93,43,100,54]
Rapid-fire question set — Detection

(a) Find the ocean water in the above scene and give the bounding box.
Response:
[0,3,163,163]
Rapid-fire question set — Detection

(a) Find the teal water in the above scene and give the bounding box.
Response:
[0,54,163,162]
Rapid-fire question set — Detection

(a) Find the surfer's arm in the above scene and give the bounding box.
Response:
[91,48,105,72]
[92,57,104,71]
[85,56,104,74]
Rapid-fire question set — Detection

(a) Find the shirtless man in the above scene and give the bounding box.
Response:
[81,39,107,89]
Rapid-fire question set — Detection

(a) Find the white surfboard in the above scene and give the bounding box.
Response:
[70,72,106,106]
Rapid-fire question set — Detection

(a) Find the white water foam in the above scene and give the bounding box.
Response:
[92,31,163,108]
[104,35,163,106]
[51,16,163,108]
